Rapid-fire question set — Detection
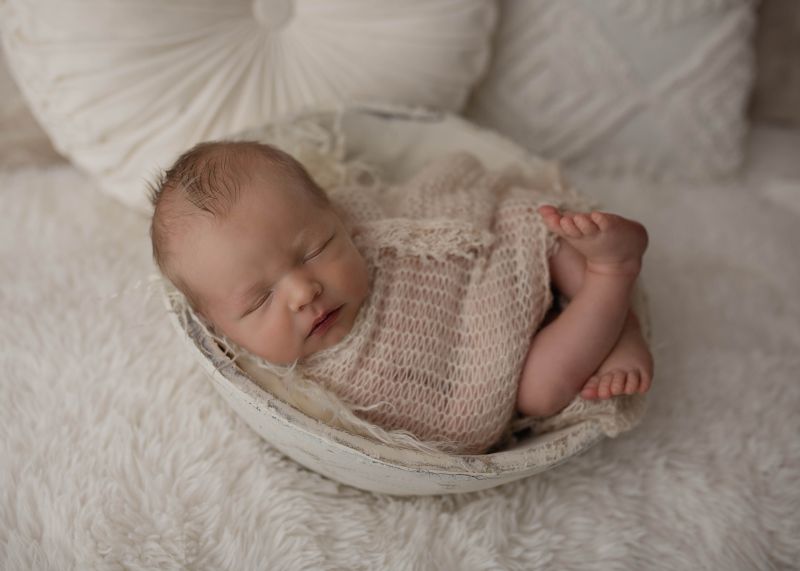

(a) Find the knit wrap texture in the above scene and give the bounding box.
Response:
[297,152,589,454]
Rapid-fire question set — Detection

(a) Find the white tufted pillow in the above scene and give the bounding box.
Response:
[0,0,496,212]
[0,44,61,167]
[466,0,757,180]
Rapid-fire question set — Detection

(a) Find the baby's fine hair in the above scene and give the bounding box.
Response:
[148,139,330,311]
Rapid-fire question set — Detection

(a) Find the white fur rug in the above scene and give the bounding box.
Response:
[2,126,799,570]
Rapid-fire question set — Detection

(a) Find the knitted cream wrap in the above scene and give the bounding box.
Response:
[295,151,589,454]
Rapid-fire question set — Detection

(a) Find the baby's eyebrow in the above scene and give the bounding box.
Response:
[292,221,335,251]
[291,226,315,250]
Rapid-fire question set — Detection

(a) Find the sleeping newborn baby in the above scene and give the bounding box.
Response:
[149,141,653,454]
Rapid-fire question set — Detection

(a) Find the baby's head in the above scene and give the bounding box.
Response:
[149,140,370,365]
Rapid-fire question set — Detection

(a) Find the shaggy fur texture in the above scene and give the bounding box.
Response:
[1,127,799,569]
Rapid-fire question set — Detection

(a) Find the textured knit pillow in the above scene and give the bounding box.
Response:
[466,0,757,180]
[0,0,495,212]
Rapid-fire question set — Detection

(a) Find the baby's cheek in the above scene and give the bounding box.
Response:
[252,323,300,365]
[344,253,370,300]
[216,315,275,363]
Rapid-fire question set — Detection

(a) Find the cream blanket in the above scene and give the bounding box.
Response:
[287,152,642,454]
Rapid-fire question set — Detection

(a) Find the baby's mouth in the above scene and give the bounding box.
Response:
[307,305,343,338]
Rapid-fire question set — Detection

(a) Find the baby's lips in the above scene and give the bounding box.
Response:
[307,305,344,338]
[307,306,339,338]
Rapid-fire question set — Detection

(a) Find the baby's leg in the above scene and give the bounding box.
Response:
[516,206,648,417]
[580,311,653,400]
[549,238,653,401]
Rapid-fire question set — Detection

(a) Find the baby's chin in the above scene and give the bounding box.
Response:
[236,333,329,367]
[238,341,301,368]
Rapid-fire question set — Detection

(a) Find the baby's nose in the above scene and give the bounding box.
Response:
[287,276,322,312]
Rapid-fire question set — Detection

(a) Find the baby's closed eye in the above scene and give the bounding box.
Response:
[245,290,273,315]
[305,234,336,261]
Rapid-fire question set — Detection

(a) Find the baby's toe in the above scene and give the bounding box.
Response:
[559,216,583,238]
[573,213,600,236]
[597,373,614,399]
[610,371,627,395]
[581,376,600,400]
[537,205,559,217]
[589,211,613,231]
[624,370,640,395]
[638,371,652,394]
[538,206,563,233]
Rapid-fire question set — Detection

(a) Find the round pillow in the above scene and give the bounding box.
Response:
[164,104,649,496]
[0,0,495,212]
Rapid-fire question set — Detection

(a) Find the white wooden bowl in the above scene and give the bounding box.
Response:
[163,104,648,495]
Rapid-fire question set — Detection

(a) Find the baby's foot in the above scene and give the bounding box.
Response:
[580,319,653,400]
[538,205,648,276]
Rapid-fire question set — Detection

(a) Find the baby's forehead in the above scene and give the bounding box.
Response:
[169,158,329,236]
[187,184,330,240]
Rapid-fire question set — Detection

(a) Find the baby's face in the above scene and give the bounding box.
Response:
[174,180,370,365]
